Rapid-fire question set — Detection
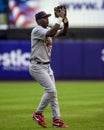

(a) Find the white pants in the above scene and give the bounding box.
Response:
[29,61,60,119]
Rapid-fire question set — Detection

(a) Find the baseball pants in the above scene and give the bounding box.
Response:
[29,61,60,119]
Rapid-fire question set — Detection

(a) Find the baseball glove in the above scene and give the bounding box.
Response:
[54,5,66,18]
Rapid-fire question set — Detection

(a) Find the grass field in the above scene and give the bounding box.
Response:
[0,81,104,130]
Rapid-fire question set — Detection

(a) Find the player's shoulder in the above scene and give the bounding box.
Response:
[32,25,40,31]
[31,25,44,33]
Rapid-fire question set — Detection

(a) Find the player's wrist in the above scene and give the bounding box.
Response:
[56,17,63,26]
[63,17,68,23]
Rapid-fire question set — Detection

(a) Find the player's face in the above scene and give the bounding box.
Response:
[38,17,49,28]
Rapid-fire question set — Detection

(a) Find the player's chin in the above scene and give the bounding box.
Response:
[44,24,48,28]
[46,21,49,26]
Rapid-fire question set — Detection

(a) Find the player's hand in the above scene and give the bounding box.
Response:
[54,5,66,19]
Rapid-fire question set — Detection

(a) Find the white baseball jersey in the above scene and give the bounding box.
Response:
[30,25,52,63]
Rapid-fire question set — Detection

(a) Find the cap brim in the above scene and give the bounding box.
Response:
[42,14,51,18]
[47,14,51,17]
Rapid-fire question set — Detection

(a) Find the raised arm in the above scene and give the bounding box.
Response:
[55,17,69,37]
[46,5,69,37]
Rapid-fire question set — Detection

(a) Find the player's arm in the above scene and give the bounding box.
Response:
[55,17,69,38]
[46,8,65,37]
[46,23,61,37]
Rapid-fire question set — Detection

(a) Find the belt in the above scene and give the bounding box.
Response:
[30,58,50,64]
[37,61,50,64]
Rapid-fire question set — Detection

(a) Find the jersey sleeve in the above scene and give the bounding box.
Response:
[31,26,48,40]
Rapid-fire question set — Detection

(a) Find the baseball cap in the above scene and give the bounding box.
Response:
[35,11,51,21]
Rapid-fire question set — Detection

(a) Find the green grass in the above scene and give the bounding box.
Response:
[0,81,104,130]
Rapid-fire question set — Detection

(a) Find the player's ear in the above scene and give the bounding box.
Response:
[36,19,40,24]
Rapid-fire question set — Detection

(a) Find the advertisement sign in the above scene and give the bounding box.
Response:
[83,42,104,78]
[8,0,104,28]
[0,40,104,80]
[0,40,31,80]
[41,0,104,28]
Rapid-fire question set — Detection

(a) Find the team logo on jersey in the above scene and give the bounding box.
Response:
[44,37,52,58]
[44,37,52,46]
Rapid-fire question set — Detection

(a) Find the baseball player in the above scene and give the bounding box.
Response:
[29,5,69,128]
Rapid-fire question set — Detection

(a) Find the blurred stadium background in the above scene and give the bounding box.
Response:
[0,1,104,130]
[0,0,104,80]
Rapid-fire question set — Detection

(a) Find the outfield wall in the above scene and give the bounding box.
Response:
[0,40,104,80]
